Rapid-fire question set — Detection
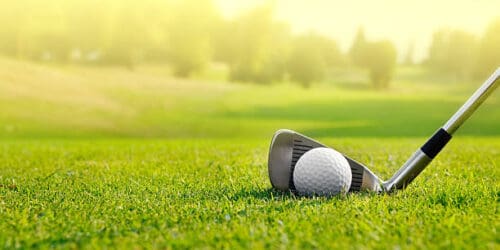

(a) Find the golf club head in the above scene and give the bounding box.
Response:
[268,129,382,193]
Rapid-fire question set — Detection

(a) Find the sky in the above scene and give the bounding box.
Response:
[215,0,500,62]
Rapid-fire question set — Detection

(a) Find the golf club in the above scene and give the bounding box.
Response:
[268,68,499,193]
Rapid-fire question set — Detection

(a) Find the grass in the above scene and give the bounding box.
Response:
[1,59,498,139]
[0,58,499,249]
[1,138,498,249]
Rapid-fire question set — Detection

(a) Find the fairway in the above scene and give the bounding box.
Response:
[0,60,499,249]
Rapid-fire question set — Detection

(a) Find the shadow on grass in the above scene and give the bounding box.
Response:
[228,188,295,200]
[227,187,381,201]
[220,97,500,137]
[333,80,372,90]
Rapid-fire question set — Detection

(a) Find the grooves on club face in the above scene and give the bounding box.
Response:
[268,129,382,193]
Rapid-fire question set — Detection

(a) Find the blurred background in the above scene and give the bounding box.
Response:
[0,0,499,139]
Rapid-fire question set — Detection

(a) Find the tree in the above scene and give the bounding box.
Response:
[349,29,397,89]
[349,27,367,67]
[214,6,291,83]
[100,1,150,69]
[403,41,415,66]
[167,0,219,77]
[475,19,500,78]
[426,29,478,79]
[0,1,24,57]
[287,32,342,87]
[362,41,397,89]
[4,0,72,62]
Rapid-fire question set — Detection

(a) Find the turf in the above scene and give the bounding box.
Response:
[0,59,499,249]
[1,138,498,249]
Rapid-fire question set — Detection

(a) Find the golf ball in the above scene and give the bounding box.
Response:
[293,147,352,196]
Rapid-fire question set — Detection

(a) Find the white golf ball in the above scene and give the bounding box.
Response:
[293,147,352,196]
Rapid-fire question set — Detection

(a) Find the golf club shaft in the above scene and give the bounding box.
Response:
[384,68,500,192]
[443,69,500,134]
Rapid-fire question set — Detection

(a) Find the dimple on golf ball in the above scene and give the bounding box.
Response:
[293,147,352,196]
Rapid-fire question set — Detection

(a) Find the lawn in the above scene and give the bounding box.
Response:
[0,59,499,249]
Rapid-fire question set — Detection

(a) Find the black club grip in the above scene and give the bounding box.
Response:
[421,128,452,159]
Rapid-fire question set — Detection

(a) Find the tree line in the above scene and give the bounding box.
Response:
[425,21,500,79]
[0,0,498,88]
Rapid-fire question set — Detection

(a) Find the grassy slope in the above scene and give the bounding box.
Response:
[0,58,499,249]
[0,58,498,139]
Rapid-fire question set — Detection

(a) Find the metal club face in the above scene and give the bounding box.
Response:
[268,129,382,193]
[268,68,499,195]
